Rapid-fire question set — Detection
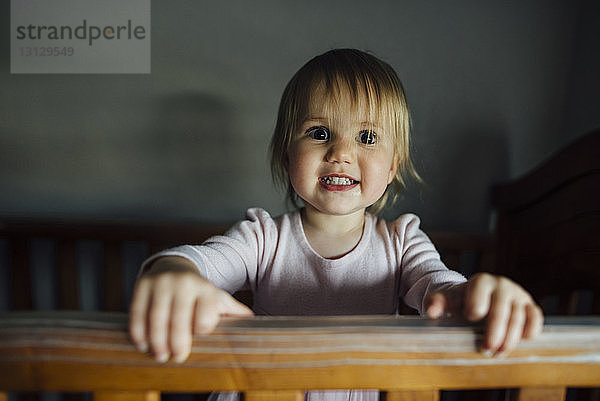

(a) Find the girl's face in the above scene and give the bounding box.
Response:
[286,89,398,217]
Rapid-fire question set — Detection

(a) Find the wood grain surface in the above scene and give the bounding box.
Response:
[1,311,599,393]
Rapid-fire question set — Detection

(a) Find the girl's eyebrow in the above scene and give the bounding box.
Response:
[360,122,383,130]
[303,116,382,129]
[303,116,328,123]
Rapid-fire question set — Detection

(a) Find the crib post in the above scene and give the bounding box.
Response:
[516,387,566,401]
[386,390,440,401]
[93,391,160,401]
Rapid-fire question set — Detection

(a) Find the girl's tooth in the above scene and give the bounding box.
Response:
[322,176,356,185]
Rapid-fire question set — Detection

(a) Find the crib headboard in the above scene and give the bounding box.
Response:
[491,128,600,314]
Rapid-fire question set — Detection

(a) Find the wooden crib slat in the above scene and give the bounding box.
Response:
[516,386,566,401]
[57,239,80,310]
[103,241,124,311]
[245,391,303,401]
[10,236,33,310]
[93,391,160,401]
[593,293,600,315]
[386,390,440,401]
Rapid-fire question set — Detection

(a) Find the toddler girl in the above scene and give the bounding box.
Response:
[129,49,543,401]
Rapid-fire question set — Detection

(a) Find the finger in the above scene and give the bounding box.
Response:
[148,280,174,362]
[425,292,447,319]
[221,294,254,317]
[129,278,152,352]
[464,273,495,321]
[193,292,223,335]
[496,302,525,357]
[485,291,511,353]
[193,290,254,335]
[522,303,544,339]
[169,291,196,363]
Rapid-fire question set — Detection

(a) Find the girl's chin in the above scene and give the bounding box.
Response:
[304,202,369,217]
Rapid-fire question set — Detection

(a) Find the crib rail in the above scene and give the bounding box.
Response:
[1,312,599,401]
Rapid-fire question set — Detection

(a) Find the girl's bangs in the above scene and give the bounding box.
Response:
[304,72,398,138]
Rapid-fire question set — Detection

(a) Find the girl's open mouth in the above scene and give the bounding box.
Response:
[319,175,359,191]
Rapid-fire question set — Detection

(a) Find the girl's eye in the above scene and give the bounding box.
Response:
[358,130,377,145]
[306,126,330,141]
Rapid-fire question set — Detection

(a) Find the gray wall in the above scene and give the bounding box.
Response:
[1,0,598,232]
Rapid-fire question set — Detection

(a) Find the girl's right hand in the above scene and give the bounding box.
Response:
[128,256,254,363]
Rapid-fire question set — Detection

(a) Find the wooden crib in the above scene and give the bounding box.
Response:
[1,128,599,400]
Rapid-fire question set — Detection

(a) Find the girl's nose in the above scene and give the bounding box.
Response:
[325,138,354,164]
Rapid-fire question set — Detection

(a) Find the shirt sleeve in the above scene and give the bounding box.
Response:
[394,214,467,314]
[139,208,278,294]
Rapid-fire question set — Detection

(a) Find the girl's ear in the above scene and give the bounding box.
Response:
[387,153,400,185]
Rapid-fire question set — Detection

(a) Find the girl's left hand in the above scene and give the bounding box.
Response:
[424,273,544,357]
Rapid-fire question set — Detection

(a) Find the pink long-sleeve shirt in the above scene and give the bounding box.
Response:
[142,208,466,401]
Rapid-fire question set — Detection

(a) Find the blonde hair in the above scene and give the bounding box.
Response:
[269,48,419,214]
